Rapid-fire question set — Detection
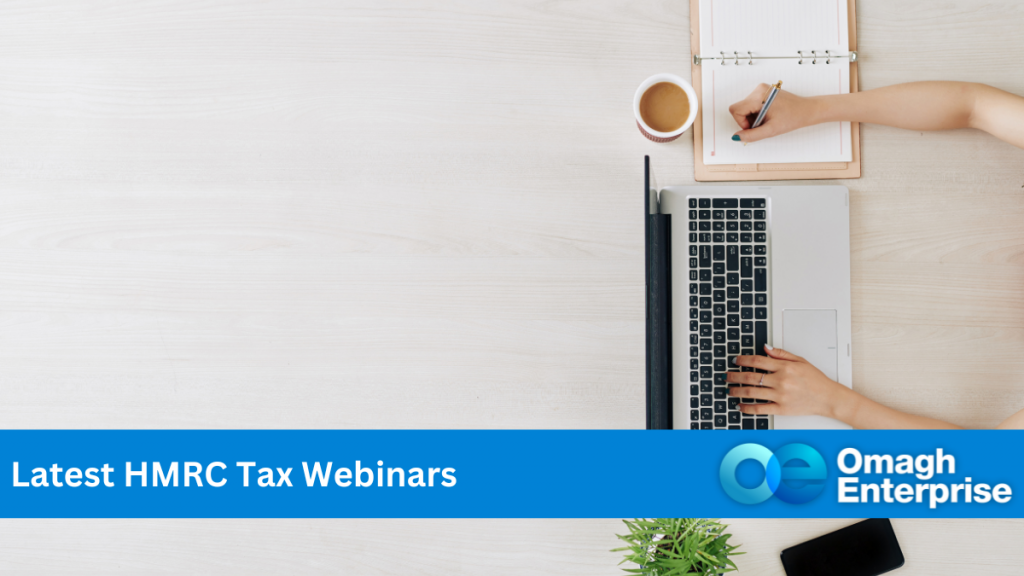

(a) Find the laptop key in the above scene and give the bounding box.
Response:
[727,301,739,312]
[692,423,700,429]
[712,199,738,208]
[742,419,755,430]
[728,425,741,430]
[740,256,752,278]
[701,380,713,393]
[726,233,738,243]
[714,388,727,400]
[754,268,767,292]
[714,401,726,413]
[713,222,725,231]
[754,221,766,231]
[726,222,738,231]
[691,397,699,408]
[726,245,738,270]
[728,411,741,424]
[756,418,769,430]
[691,409,700,421]
[754,233,766,242]
[754,210,766,219]
[700,422,713,430]
[690,384,699,396]
[700,394,712,406]
[714,415,727,427]
[754,294,767,305]
[689,198,697,208]
[728,397,740,410]
[701,408,713,420]
[699,198,710,208]
[727,342,739,354]
[755,307,767,319]
[740,245,752,254]
[755,321,768,356]
[754,245,766,255]
[726,210,738,220]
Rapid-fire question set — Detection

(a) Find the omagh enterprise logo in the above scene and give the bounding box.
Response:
[719,443,827,504]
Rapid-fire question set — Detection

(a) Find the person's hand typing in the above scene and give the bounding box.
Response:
[726,345,849,418]
[729,84,818,143]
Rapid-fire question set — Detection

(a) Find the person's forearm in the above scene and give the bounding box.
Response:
[996,407,1024,430]
[829,386,963,430]
[806,81,1024,148]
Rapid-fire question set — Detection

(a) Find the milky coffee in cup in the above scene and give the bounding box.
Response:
[639,82,691,133]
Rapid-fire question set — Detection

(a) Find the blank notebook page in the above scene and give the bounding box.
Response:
[699,0,852,165]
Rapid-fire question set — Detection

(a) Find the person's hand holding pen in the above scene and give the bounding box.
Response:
[729,83,816,144]
[730,80,1024,148]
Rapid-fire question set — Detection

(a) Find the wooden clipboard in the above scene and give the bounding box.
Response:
[689,0,861,181]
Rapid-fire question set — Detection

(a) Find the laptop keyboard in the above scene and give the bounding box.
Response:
[686,197,770,430]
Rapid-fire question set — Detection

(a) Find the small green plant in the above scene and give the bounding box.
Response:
[612,518,743,575]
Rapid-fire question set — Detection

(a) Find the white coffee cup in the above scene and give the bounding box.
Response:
[634,73,698,142]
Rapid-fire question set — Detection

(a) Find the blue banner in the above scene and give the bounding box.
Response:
[0,430,1020,518]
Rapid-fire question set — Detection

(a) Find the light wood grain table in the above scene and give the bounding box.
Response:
[0,0,1022,573]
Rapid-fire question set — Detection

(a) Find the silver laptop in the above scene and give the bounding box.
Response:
[644,156,852,430]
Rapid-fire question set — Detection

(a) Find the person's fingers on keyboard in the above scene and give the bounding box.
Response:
[725,371,772,387]
[738,402,778,416]
[763,345,807,363]
[732,354,783,372]
[728,385,774,401]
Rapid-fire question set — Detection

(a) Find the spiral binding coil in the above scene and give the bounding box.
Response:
[695,50,857,66]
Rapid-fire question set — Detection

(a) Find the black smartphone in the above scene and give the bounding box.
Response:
[780,519,905,576]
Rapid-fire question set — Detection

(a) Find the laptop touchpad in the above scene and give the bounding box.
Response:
[782,310,838,381]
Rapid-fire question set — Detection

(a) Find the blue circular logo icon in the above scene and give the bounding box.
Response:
[719,443,826,504]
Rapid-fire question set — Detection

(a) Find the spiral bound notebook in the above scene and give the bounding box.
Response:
[690,0,862,181]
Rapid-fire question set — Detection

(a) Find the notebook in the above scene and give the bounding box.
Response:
[689,0,861,181]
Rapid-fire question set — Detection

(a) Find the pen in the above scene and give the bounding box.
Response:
[743,80,782,145]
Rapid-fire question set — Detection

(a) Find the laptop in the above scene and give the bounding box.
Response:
[644,156,853,430]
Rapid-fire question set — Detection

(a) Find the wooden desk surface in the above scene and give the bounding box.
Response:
[0,0,1022,573]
